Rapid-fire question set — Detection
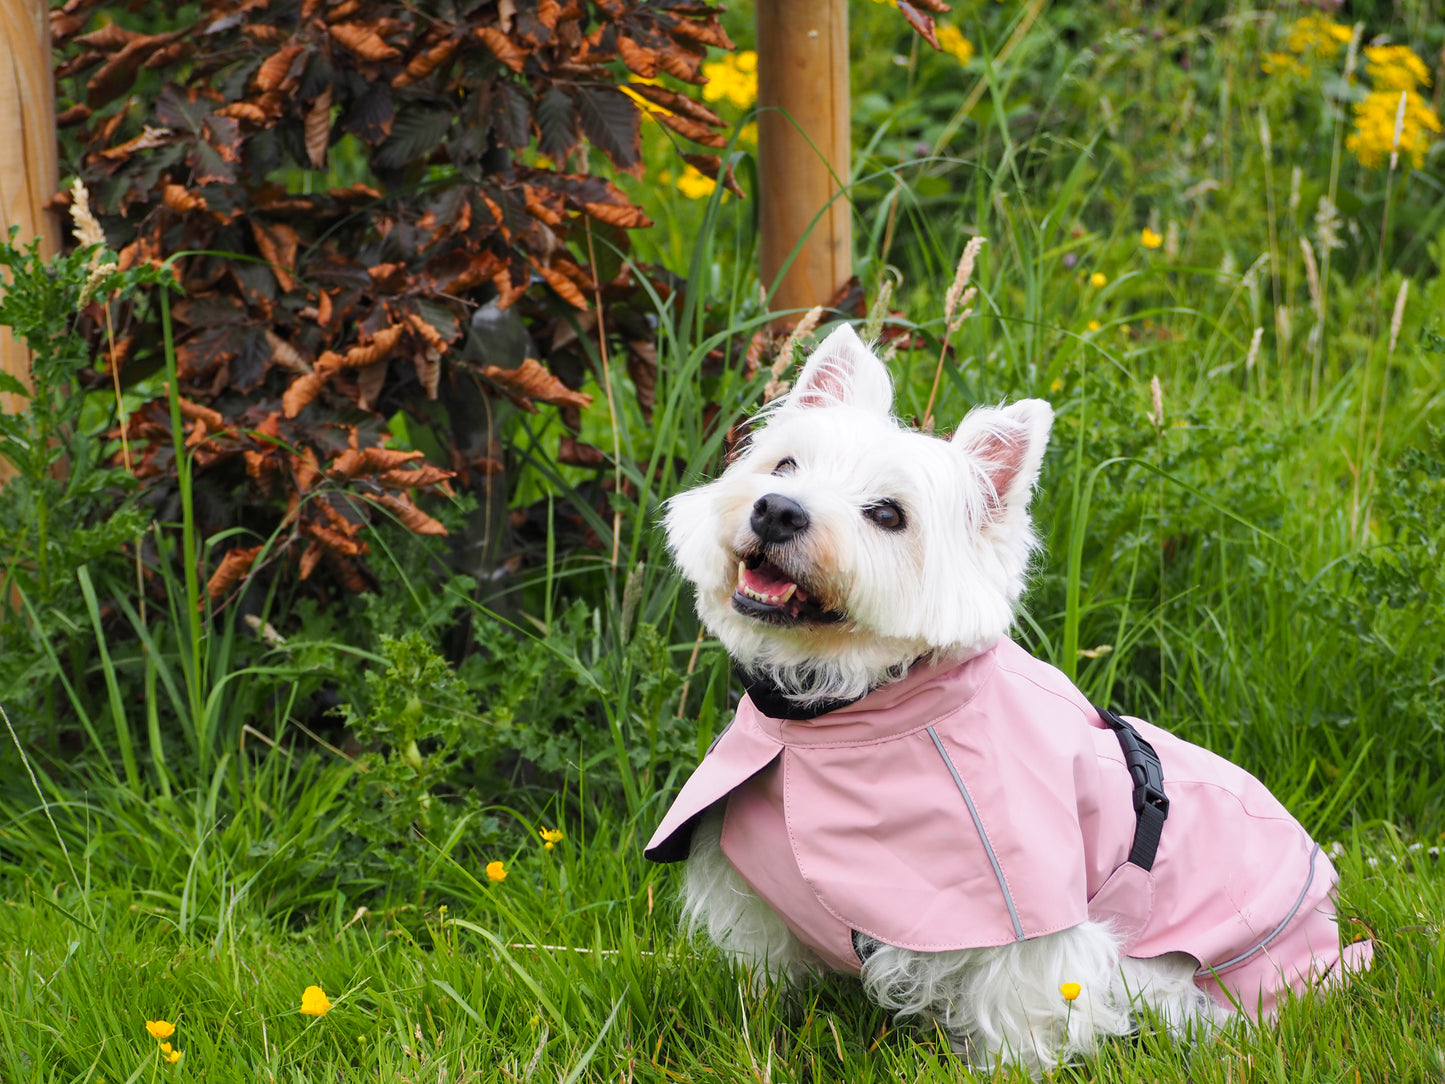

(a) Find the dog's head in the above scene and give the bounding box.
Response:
[665,325,1053,703]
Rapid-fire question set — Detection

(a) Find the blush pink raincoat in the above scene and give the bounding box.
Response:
[647,638,1372,1015]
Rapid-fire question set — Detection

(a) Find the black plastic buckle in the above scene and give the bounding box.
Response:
[1114,723,1169,818]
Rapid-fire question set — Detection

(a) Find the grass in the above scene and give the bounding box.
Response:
[5,0,1445,1080]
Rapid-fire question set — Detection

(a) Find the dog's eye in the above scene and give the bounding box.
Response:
[771,457,797,476]
[864,500,906,531]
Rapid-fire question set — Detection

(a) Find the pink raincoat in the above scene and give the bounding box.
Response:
[647,638,1372,1015]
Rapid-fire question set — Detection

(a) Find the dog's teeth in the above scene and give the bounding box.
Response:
[778,584,797,603]
[737,560,747,589]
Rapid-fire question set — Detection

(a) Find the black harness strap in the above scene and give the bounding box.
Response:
[1094,706,1170,872]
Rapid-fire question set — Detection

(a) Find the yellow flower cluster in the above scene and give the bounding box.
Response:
[1364,44,1432,92]
[486,859,508,882]
[1347,90,1443,169]
[144,1020,182,1065]
[1140,227,1163,249]
[702,51,757,110]
[539,826,564,851]
[1283,13,1352,60]
[660,166,719,200]
[1343,40,1441,169]
[936,25,975,66]
[300,985,332,1017]
[1260,51,1309,78]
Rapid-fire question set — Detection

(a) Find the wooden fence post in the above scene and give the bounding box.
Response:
[756,0,851,324]
[1,0,60,473]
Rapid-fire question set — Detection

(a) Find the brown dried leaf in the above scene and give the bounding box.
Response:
[667,17,735,50]
[215,100,271,124]
[896,2,940,49]
[530,258,589,310]
[293,446,321,492]
[482,357,593,409]
[356,359,388,411]
[523,186,564,226]
[536,0,562,28]
[329,22,401,61]
[207,545,263,603]
[378,464,454,489]
[265,330,310,374]
[298,541,324,580]
[283,369,330,417]
[582,200,652,229]
[683,153,745,198]
[336,324,406,369]
[393,36,460,87]
[304,520,367,557]
[658,111,728,148]
[362,491,447,535]
[617,36,658,78]
[622,82,724,127]
[256,43,307,92]
[330,446,425,477]
[407,348,438,400]
[250,221,299,292]
[474,26,526,73]
[162,184,209,213]
[172,389,225,429]
[403,311,448,352]
[305,88,332,169]
[558,435,605,468]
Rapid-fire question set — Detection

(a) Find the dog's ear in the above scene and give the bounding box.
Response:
[784,325,893,412]
[951,399,1054,522]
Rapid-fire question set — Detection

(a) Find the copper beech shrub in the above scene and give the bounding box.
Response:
[50,0,743,602]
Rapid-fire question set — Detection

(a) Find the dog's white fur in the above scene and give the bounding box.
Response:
[664,325,1228,1073]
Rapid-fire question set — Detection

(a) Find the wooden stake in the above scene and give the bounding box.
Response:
[757,0,851,325]
[1,0,60,465]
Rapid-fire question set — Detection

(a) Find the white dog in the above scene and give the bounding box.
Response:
[646,325,1371,1073]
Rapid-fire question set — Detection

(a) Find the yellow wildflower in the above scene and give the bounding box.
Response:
[701,51,757,110]
[1365,45,1431,92]
[1089,272,1107,287]
[1049,377,1065,393]
[936,25,975,66]
[486,860,508,882]
[299,985,332,1017]
[738,121,758,145]
[165,1050,182,1065]
[1087,320,1102,332]
[159,1043,172,1055]
[1060,982,1082,1001]
[675,166,717,200]
[540,827,564,851]
[1284,14,1352,59]
[1261,51,1308,78]
[1346,90,1442,168]
[1140,227,1163,249]
[145,1020,176,1041]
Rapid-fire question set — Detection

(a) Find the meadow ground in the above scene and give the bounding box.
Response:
[4,0,1445,1080]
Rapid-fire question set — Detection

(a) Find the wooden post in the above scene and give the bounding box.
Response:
[757,0,851,323]
[1,0,60,464]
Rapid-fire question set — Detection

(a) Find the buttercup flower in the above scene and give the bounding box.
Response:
[486,860,508,882]
[701,51,757,110]
[300,985,332,1017]
[159,1043,172,1054]
[145,1020,176,1041]
[1140,228,1163,249]
[675,166,717,200]
[165,1049,182,1065]
[1060,982,1082,1001]
[1261,51,1308,78]
[936,25,975,66]
[540,827,564,851]
[1089,272,1107,287]
[1087,320,1102,332]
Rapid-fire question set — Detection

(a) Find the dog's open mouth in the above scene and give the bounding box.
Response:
[732,554,844,625]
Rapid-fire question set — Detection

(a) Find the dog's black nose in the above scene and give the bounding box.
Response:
[751,493,810,543]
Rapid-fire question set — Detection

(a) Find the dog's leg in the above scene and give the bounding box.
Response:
[681,810,821,986]
[859,921,1139,1074]
[1119,952,1229,1035]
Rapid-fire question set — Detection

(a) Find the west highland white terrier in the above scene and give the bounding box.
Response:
[646,325,1372,1073]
